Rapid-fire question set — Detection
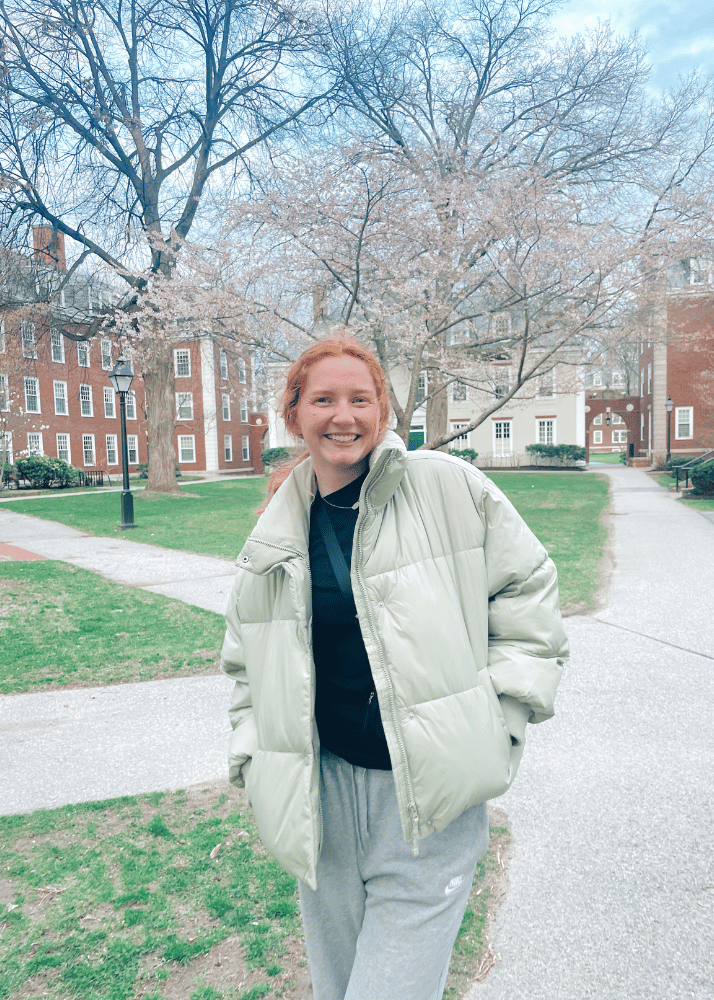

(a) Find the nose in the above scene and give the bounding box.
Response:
[332,398,354,424]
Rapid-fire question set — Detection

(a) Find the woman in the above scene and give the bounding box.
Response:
[221,335,568,1000]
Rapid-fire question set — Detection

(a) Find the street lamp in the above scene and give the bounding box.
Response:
[108,355,136,529]
[665,396,674,463]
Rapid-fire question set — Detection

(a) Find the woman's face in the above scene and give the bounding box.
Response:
[295,355,380,485]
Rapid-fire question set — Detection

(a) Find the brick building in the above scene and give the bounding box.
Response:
[1,228,266,477]
[584,396,639,458]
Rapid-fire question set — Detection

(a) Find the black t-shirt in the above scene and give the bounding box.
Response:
[309,471,392,770]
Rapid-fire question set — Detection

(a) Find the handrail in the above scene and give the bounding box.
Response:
[674,449,714,490]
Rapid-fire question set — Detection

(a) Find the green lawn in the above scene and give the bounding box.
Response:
[680,495,714,511]
[587,451,624,464]
[0,787,508,1000]
[0,561,225,695]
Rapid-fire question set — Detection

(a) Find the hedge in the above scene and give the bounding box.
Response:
[260,447,291,466]
[13,456,78,488]
[691,463,714,495]
[448,448,478,462]
[525,444,586,463]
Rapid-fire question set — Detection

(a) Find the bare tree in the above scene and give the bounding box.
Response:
[0,0,332,491]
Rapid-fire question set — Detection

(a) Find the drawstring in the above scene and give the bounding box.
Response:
[361,690,379,736]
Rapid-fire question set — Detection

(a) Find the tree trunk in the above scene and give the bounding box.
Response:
[143,348,182,495]
[425,372,450,451]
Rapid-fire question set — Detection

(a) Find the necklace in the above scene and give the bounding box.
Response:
[321,495,359,510]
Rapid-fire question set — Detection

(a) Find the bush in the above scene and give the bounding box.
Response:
[619,450,628,465]
[260,447,291,466]
[14,456,78,489]
[665,455,703,475]
[525,444,586,463]
[449,448,478,463]
[691,462,714,495]
[137,462,181,479]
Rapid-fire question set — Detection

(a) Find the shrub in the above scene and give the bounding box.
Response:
[14,456,78,489]
[691,462,714,495]
[137,461,181,479]
[449,448,478,463]
[260,447,291,466]
[665,455,702,476]
[525,444,586,463]
[619,450,628,465]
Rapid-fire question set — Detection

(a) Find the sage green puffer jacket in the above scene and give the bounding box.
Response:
[221,431,568,889]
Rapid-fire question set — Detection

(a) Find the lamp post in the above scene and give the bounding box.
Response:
[666,396,674,463]
[108,355,136,529]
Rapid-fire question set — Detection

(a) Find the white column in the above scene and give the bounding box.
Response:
[199,339,219,472]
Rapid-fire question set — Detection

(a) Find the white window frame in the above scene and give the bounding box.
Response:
[611,370,625,388]
[21,321,37,358]
[492,313,511,336]
[222,393,231,421]
[640,368,645,397]
[0,430,12,464]
[51,328,65,363]
[82,433,96,467]
[176,391,194,421]
[593,413,603,425]
[493,419,512,455]
[537,371,555,398]
[80,383,93,417]
[593,430,603,444]
[54,380,68,415]
[416,371,427,403]
[0,318,5,353]
[219,351,228,379]
[224,434,232,461]
[174,348,191,377]
[0,373,8,411]
[125,390,137,420]
[537,419,556,446]
[675,407,693,440]
[24,376,40,413]
[106,434,118,465]
[640,412,644,441]
[104,387,116,419]
[101,339,112,370]
[450,421,470,447]
[27,431,43,456]
[612,429,627,444]
[56,433,70,464]
[127,434,138,465]
[179,434,196,463]
[240,398,248,423]
[611,413,624,425]
[451,382,468,403]
[647,362,652,395]
[242,435,250,462]
[238,357,247,384]
[493,366,511,399]
[77,340,90,367]
[592,372,603,388]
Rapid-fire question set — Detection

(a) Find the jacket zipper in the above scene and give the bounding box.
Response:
[354,459,420,854]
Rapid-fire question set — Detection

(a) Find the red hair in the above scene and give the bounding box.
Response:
[257,334,392,514]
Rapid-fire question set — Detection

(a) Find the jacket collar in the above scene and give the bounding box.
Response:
[244,431,408,568]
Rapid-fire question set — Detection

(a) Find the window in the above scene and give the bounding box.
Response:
[56,433,70,463]
[640,368,645,397]
[174,348,191,377]
[592,372,603,388]
[593,413,603,425]
[179,435,196,462]
[222,393,231,421]
[611,370,625,388]
[176,391,194,420]
[640,412,644,441]
[593,430,603,444]
[219,351,228,379]
[77,341,90,367]
[242,435,250,461]
[21,321,37,358]
[537,419,554,446]
[493,420,512,455]
[415,371,427,403]
[0,374,8,411]
[537,371,555,398]
[675,407,693,440]
[27,432,43,456]
[493,367,511,399]
[240,398,248,423]
[450,422,470,447]
[612,429,627,444]
[238,357,247,384]
[0,318,5,353]
[101,339,112,370]
[125,391,137,420]
[54,380,68,415]
[647,363,652,395]
[80,383,93,416]
[224,434,233,461]
[0,431,12,464]
[493,313,510,336]
[611,413,624,425]
[82,434,96,466]
[24,376,40,413]
[127,434,138,464]
[104,387,115,418]
[51,328,65,362]
[451,382,468,403]
[106,434,118,465]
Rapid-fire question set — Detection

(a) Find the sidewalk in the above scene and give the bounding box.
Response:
[2,469,714,998]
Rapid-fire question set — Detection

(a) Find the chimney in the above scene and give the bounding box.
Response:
[33,225,66,270]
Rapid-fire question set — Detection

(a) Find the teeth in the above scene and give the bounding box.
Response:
[327,435,358,442]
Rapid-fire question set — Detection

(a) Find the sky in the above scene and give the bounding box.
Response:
[552,0,714,92]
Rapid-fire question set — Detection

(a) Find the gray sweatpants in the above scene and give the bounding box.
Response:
[298,749,490,1000]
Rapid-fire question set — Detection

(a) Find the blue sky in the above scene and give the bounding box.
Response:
[552,0,714,91]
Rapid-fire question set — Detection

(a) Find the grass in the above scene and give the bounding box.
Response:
[680,494,714,511]
[0,787,509,1000]
[489,472,609,612]
[0,561,225,695]
[0,479,267,559]
[587,451,624,464]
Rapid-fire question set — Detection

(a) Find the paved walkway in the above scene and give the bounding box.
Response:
[2,469,714,998]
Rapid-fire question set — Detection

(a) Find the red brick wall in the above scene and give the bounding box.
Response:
[585,397,640,457]
[666,293,714,454]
